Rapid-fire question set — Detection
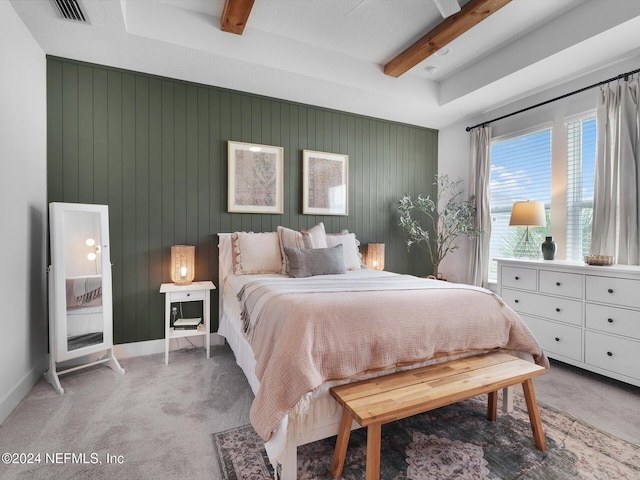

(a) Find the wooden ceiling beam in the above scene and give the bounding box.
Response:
[221,0,255,35]
[384,0,512,77]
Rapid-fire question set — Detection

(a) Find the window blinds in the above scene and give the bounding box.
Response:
[566,117,596,261]
[489,128,552,277]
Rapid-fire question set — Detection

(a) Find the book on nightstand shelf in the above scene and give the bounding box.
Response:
[172,318,202,330]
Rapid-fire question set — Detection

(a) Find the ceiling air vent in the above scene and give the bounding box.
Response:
[51,0,88,23]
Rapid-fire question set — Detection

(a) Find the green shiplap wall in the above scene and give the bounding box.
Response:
[46,57,438,344]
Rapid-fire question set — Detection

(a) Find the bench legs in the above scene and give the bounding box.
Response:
[330,409,353,478]
[331,382,547,480]
[487,390,498,421]
[522,378,547,451]
[365,423,382,480]
[330,410,382,480]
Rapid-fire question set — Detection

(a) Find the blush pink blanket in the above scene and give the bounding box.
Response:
[237,274,548,441]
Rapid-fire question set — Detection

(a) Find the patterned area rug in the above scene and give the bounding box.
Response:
[213,394,640,480]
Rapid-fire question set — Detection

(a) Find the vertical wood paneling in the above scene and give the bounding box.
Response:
[78,65,94,203]
[121,73,137,342]
[47,57,438,344]
[47,61,63,202]
[93,68,109,204]
[134,75,150,340]
[148,78,164,339]
[62,63,79,201]
[107,70,123,341]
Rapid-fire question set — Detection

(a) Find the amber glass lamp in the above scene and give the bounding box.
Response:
[171,245,195,285]
[366,243,385,271]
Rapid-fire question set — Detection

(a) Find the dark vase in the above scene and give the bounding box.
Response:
[541,236,557,260]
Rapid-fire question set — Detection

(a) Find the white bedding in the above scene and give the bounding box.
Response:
[66,305,103,337]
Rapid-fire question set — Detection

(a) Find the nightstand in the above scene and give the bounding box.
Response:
[160,281,216,365]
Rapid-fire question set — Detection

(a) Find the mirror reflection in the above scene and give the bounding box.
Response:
[63,211,104,351]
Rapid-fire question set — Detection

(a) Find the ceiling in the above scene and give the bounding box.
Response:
[10,0,640,129]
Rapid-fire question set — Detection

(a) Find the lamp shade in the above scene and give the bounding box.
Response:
[171,245,195,285]
[365,243,385,271]
[509,201,546,227]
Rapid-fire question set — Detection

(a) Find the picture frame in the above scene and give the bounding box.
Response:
[302,150,349,216]
[228,141,284,214]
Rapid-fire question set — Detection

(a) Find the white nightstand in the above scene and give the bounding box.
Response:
[160,281,216,365]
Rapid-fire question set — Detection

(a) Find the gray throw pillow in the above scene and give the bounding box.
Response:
[284,245,346,278]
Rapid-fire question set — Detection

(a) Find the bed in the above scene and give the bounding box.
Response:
[65,275,104,351]
[217,227,547,479]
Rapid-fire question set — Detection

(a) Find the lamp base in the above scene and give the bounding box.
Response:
[512,230,541,259]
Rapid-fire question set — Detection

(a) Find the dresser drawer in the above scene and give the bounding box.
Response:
[500,266,537,291]
[501,289,582,326]
[586,275,640,309]
[539,270,583,299]
[521,314,582,361]
[585,303,640,340]
[585,330,640,380]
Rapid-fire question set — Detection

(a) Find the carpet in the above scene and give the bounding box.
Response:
[213,393,640,480]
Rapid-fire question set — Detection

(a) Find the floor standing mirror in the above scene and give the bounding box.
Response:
[45,202,124,394]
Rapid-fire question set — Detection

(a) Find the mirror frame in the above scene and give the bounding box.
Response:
[49,202,114,362]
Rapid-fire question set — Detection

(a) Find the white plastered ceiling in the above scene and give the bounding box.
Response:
[10,0,640,129]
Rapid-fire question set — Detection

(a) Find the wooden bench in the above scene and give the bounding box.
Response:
[329,352,547,480]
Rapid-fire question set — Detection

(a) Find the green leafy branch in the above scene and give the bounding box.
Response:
[398,175,481,274]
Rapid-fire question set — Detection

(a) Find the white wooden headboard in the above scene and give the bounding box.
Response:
[217,233,234,322]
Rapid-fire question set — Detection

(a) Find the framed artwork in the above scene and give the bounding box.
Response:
[228,141,284,214]
[302,150,349,216]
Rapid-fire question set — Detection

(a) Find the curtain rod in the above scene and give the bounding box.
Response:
[465,66,640,132]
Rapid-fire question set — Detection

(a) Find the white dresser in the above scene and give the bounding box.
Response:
[497,258,640,387]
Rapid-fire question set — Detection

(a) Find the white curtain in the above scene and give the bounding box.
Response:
[591,77,640,264]
[468,126,492,287]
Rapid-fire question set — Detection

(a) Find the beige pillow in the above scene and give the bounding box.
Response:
[301,222,328,249]
[277,226,306,274]
[232,232,282,275]
[326,231,362,270]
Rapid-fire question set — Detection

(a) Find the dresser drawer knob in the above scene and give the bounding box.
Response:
[515,276,520,280]
[187,293,191,297]
[607,351,613,357]
[607,288,614,294]
[555,337,560,342]
[555,307,561,312]
[514,299,519,304]
[556,282,561,286]
[607,318,614,323]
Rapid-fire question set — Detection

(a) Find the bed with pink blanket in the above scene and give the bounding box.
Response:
[217,229,547,479]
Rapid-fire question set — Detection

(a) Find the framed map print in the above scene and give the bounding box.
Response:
[302,150,348,216]
[228,141,284,214]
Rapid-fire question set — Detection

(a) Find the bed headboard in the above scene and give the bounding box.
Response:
[217,233,234,321]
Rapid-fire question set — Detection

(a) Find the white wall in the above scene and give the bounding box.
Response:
[438,53,640,283]
[0,3,48,423]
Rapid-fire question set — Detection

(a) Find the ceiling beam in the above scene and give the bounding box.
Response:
[384,0,512,77]
[221,0,255,35]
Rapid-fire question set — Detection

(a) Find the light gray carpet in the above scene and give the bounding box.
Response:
[0,345,638,480]
[0,346,253,480]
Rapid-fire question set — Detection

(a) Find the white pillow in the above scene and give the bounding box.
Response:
[301,222,328,248]
[277,226,306,274]
[232,232,282,275]
[326,232,362,270]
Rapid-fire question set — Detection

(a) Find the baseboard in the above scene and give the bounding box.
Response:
[0,356,49,425]
[114,333,225,359]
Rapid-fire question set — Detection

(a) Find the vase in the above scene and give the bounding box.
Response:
[541,236,557,260]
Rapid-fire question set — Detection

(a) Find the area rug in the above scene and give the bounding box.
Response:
[214,393,639,479]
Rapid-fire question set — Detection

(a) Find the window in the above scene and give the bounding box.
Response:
[488,115,597,281]
[489,128,552,279]
[566,118,596,261]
